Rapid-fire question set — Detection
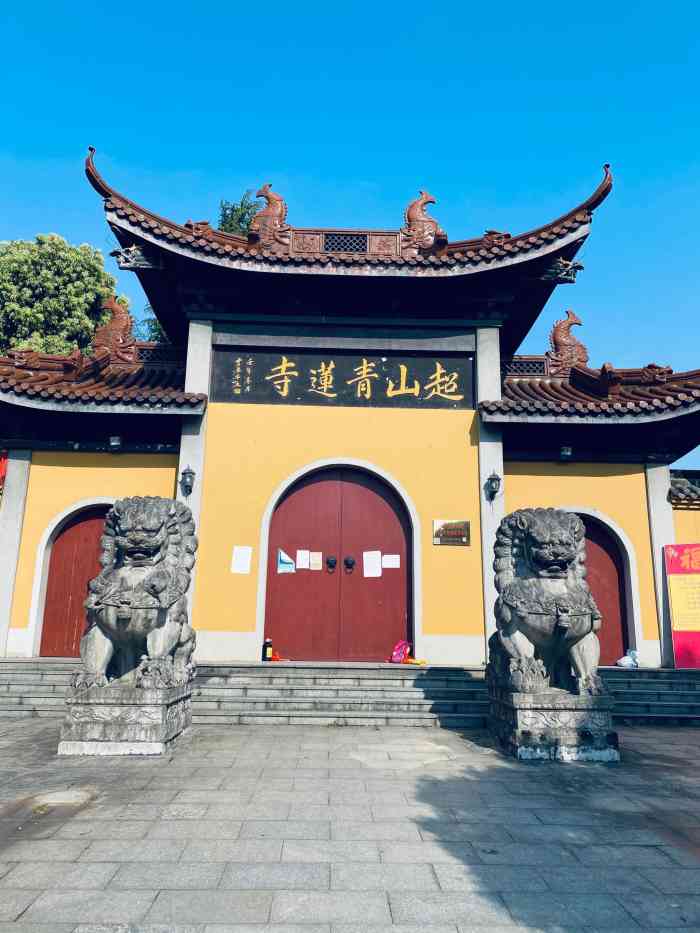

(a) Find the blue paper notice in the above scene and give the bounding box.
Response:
[277,549,296,574]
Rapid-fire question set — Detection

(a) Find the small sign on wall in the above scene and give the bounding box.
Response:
[433,519,470,546]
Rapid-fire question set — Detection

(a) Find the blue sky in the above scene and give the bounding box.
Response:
[2,1,699,465]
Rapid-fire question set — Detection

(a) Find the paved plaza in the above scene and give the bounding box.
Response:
[0,719,700,932]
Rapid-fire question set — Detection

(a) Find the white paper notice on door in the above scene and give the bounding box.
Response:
[382,553,400,569]
[231,545,253,574]
[363,550,382,578]
[295,549,310,570]
[309,551,323,571]
[277,549,295,573]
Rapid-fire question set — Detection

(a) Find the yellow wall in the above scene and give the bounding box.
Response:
[505,462,659,641]
[10,452,177,631]
[194,404,484,636]
[674,508,700,543]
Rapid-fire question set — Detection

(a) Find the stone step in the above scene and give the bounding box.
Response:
[195,685,487,700]
[193,697,489,714]
[191,711,485,728]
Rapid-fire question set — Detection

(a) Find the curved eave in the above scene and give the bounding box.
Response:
[108,210,590,279]
[0,389,206,416]
[480,401,700,426]
[447,164,613,253]
[87,148,610,279]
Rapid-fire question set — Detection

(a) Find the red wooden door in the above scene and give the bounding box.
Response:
[580,515,628,666]
[265,469,411,661]
[40,507,108,658]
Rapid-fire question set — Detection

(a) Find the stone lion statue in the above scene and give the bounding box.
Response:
[488,508,604,696]
[74,497,198,688]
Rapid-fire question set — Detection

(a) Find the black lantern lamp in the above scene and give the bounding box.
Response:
[180,464,196,498]
[485,471,501,501]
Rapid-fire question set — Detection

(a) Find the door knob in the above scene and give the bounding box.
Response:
[326,556,337,571]
[343,556,356,571]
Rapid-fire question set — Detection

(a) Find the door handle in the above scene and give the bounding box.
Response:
[343,556,356,571]
[326,556,337,572]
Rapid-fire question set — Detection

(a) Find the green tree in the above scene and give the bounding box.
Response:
[218,190,261,236]
[133,307,168,343]
[0,234,116,355]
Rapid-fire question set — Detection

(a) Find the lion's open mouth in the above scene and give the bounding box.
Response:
[125,545,158,562]
[538,558,570,576]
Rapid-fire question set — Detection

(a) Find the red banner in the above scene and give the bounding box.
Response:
[665,544,700,668]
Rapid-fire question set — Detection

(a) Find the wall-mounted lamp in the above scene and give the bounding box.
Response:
[179,464,196,498]
[560,446,573,461]
[485,471,502,501]
[108,435,122,451]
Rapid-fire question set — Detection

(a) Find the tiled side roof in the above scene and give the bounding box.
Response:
[87,149,612,276]
[0,300,204,413]
[670,473,700,505]
[481,360,700,422]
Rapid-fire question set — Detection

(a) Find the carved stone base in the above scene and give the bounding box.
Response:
[488,687,620,762]
[58,683,192,756]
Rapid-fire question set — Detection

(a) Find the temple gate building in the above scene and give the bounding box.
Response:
[1,151,699,669]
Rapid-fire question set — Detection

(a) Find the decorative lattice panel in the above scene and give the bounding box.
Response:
[323,233,369,254]
[502,358,547,376]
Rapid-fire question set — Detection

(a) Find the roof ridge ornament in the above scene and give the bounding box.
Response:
[545,309,589,375]
[400,190,447,259]
[249,183,291,249]
[91,297,138,364]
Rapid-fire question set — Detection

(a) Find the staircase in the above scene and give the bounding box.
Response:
[194,663,487,727]
[602,666,700,724]
[1,658,699,727]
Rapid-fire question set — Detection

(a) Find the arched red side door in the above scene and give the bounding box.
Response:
[265,468,411,661]
[40,507,109,658]
[579,515,628,666]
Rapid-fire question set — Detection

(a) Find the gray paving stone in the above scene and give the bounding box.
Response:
[0,818,61,840]
[0,924,77,933]
[0,889,40,921]
[660,845,700,866]
[0,861,119,889]
[333,926,457,933]
[0,839,88,861]
[206,802,291,820]
[239,819,330,840]
[110,861,226,889]
[389,892,513,925]
[149,820,242,839]
[147,891,272,924]
[542,865,663,893]
[271,891,391,923]
[221,862,329,889]
[331,862,439,890]
[379,842,480,864]
[79,839,187,861]
[617,893,700,927]
[419,822,514,843]
[331,821,421,841]
[23,889,157,923]
[573,844,677,866]
[0,867,11,882]
[282,840,380,862]
[289,805,372,821]
[503,892,641,927]
[203,926,329,933]
[56,819,152,839]
[182,839,282,862]
[434,863,547,892]
[641,868,700,893]
[472,843,578,865]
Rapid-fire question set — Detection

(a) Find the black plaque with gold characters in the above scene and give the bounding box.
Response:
[211,348,474,410]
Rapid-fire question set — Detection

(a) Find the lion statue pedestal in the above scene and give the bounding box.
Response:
[58,496,197,756]
[486,508,619,762]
